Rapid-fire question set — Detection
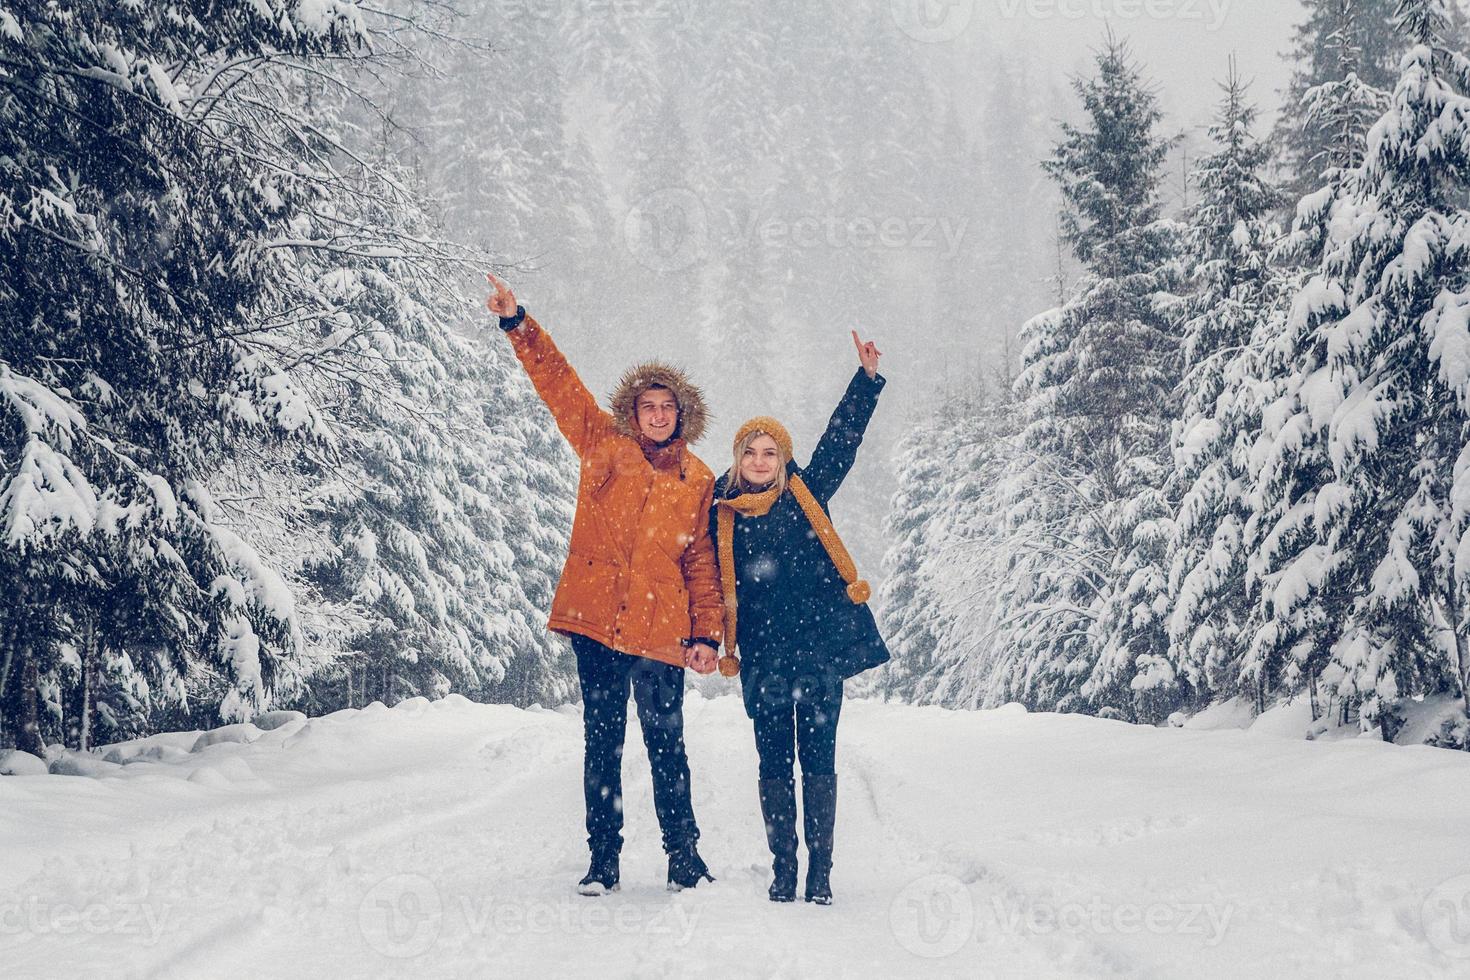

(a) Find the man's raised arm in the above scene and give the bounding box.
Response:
[488,272,611,457]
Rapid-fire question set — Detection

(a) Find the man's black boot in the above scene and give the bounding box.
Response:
[666,840,715,891]
[577,844,620,896]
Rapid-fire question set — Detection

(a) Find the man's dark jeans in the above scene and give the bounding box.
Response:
[572,634,699,855]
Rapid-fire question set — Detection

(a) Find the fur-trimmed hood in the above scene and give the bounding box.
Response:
[608,361,709,444]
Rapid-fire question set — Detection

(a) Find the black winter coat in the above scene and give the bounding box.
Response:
[711,369,890,717]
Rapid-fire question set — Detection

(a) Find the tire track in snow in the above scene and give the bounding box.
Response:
[840,728,1151,978]
[138,913,265,980]
[317,715,579,857]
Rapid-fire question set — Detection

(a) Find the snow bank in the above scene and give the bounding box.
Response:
[1175,692,1470,748]
[0,749,48,776]
[190,722,264,753]
[1181,696,1255,731]
[1397,694,1469,747]
[252,709,308,732]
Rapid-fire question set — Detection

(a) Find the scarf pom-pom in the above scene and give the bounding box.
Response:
[847,580,871,604]
[718,654,741,677]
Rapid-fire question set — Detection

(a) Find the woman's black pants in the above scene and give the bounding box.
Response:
[748,670,844,779]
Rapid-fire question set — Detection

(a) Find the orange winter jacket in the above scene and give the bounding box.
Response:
[506,314,724,666]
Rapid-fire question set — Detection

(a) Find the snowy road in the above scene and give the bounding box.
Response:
[3,693,1469,978]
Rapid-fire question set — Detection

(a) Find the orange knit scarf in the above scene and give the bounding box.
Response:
[714,473,871,675]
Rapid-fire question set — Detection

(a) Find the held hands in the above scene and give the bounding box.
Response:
[852,330,882,379]
[685,643,718,675]
[486,272,517,319]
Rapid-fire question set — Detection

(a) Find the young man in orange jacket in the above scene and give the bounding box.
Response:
[487,273,723,895]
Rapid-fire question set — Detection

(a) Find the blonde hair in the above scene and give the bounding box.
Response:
[730,429,789,496]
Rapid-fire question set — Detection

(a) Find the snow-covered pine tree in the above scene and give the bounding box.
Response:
[872,61,1064,639]
[0,0,373,753]
[207,29,581,713]
[293,291,577,710]
[466,342,579,706]
[1004,35,1184,721]
[986,389,1105,712]
[1248,0,1470,738]
[1273,0,1401,199]
[218,12,581,714]
[873,409,953,703]
[1,1,585,754]
[873,375,1022,708]
[1165,64,1286,706]
[1234,0,1402,720]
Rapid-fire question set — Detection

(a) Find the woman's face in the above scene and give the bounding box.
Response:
[739,434,782,486]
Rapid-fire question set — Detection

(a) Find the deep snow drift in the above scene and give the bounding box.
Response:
[2,693,1468,978]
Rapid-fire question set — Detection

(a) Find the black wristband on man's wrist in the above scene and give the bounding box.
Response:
[498,305,526,331]
[681,637,719,649]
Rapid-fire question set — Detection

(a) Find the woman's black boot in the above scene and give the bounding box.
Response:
[759,778,799,902]
[802,774,837,905]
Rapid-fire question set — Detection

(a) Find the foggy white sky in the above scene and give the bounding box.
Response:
[916,0,1301,130]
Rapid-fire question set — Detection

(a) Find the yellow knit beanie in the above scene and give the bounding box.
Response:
[734,416,792,461]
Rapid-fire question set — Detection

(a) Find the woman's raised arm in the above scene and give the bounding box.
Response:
[801,331,886,503]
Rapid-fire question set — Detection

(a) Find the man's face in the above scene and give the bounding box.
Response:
[635,387,679,442]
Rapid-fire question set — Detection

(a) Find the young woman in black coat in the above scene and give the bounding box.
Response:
[704,331,890,905]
